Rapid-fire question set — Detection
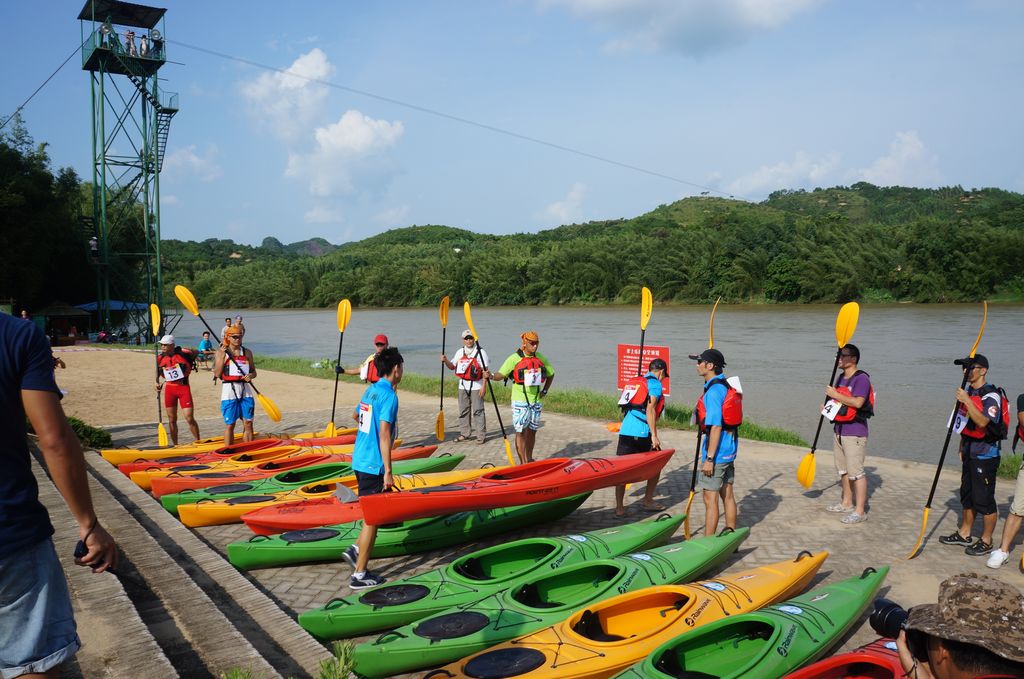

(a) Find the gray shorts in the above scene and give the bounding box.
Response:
[696,461,735,492]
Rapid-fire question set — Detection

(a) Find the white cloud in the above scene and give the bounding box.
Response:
[163,144,223,182]
[285,110,405,197]
[304,205,343,224]
[162,194,179,205]
[853,131,942,187]
[541,182,587,224]
[240,48,335,141]
[728,151,839,197]
[541,0,822,56]
[374,205,410,227]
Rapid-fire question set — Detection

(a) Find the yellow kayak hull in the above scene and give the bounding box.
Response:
[99,428,353,464]
[439,550,829,679]
[178,465,508,528]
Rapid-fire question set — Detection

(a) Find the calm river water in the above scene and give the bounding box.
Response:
[170,304,1024,465]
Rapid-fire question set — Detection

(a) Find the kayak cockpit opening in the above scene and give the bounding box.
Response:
[453,541,559,582]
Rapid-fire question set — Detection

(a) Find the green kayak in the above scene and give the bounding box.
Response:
[298,512,686,641]
[159,454,464,515]
[615,566,889,679]
[352,527,749,678]
[227,493,591,569]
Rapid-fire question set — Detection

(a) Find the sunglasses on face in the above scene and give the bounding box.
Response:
[525,340,538,346]
[229,334,242,339]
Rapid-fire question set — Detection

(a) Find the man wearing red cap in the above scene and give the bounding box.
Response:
[354,335,389,384]
[488,331,554,463]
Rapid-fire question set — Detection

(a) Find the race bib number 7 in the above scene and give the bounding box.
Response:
[358,402,373,434]
[821,399,841,422]
[162,365,185,382]
[524,368,544,387]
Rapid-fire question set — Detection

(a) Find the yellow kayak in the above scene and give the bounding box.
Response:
[99,428,354,465]
[178,465,508,528]
[436,550,829,679]
[126,443,362,491]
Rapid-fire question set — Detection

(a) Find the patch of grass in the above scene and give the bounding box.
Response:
[68,417,113,448]
[998,454,1022,480]
[255,355,808,447]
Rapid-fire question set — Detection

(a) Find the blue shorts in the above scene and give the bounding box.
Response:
[511,401,542,433]
[1,539,80,678]
[221,396,255,424]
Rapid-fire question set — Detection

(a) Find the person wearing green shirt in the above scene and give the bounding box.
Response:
[486,331,554,463]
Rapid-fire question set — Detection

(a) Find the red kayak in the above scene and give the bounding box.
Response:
[149,445,437,498]
[783,638,902,679]
[359,449,674,526]
[116,434,356,476]
[242,497,365,535]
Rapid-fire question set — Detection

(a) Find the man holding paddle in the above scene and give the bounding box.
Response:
[938,355,1008,557]
[441,329,488,444]
[215,325,257,445]
[823,343,873,524]
[155,334,201,445]
[614,358,669,516]
[691,348,739,537]
[487,331,555,464]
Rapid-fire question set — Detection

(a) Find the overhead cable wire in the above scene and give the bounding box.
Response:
[170,39,738,200]
[0,43,82,133]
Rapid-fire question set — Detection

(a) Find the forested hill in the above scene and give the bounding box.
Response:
[166,183,1024,308]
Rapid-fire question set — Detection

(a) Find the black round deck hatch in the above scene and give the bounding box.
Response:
[414,611,490,640]
[464,648,546,678]
[358,584,431,607]
[280,528,339,543]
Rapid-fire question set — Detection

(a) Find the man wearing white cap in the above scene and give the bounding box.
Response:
[155,335,200,444]
[441,329,489,443]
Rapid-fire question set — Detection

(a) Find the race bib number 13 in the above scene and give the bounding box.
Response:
[358,402,373,434]
[162,365,184,382]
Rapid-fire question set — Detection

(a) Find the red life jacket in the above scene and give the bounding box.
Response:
[695,375,743,430]
[454,350,484,381]
[158,348,193,384]
[959,384,1009,441]
[832,370,876,423]
[619,375,665,419]
[362,354,381,383]
[221,350,250,382]
[510,350,547,386]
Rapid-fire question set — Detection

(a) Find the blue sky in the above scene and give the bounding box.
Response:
[3,1,1023,245]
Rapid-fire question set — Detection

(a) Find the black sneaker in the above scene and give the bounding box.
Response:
[965,540,993,556]
[341,545,358,570]
[350,571,385,590]
[939,531,972,546]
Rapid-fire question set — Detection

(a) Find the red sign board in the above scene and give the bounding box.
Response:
[617,344,670,396]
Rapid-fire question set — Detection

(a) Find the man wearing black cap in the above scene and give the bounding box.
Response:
[613,358,669,516]
[896,572,1024,678]
[939,354,1008,556]
[690,348,738,536]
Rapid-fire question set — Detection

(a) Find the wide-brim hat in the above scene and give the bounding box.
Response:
[906,572,1024,662]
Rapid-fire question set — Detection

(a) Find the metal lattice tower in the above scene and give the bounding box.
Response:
[79,0,177,336]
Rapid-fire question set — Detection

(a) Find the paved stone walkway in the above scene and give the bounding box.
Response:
[106,375,1024,668]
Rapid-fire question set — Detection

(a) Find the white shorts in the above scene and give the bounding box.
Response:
[511,401,542,432]
[833,434,867,481]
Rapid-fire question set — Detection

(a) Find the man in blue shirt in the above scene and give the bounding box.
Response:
[691,348,738,537]
[614,358,669,516]
[939,354,1008,557]
[0,312,118,677]
[343,347,402,589]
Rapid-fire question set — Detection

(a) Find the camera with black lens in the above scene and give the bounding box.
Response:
[870,598,928,661]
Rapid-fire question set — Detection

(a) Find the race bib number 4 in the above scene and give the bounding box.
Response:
[358,402,373,434]
[618,384,639,406]
[821,399,841,422]
[162,365,185,382]
[524,368,544,387]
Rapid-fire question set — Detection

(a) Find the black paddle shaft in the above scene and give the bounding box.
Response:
[473,340,510,439]
[329,329,345,426]
[923,368,973,509]
[808,349,843,455]
[439,326,447,410]
[637,328,646,377]
[192,315,264,397]
[687,426,705,492]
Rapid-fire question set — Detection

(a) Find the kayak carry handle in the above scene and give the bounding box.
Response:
[655,513,674,522]
[324,597,352,610]
[860,567,878,578]
[717,527,735,536]
[166,470,186,477]
[423,671,455,679]
[374,629,407,645]
[794,550,813,561]
[659,598,688,618]
[247,535,271,543]
[481,462,496,468]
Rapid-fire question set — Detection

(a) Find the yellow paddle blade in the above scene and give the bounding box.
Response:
[906,507,930,559]
[640,287,653,330]
[157,422,168,447]
[337,299,352,333]
[503,438,515,466]
[149,303,161,338]
[834,302,859,348]
[968,301,987,358]
[435,411,445,441]
[325,421,336,438]
[683,491,696,539]
[174,285,199,317]
[463,301,478,341]
[257,393,282,422]
[708,297,722,349]
[439,296,450,328]
[796,451,816,489]
[604,422,621,433]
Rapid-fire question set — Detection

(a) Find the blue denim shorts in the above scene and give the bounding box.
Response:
[0,539,80,678]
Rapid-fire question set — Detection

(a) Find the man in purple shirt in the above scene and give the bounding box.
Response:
[822,343,873,524]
